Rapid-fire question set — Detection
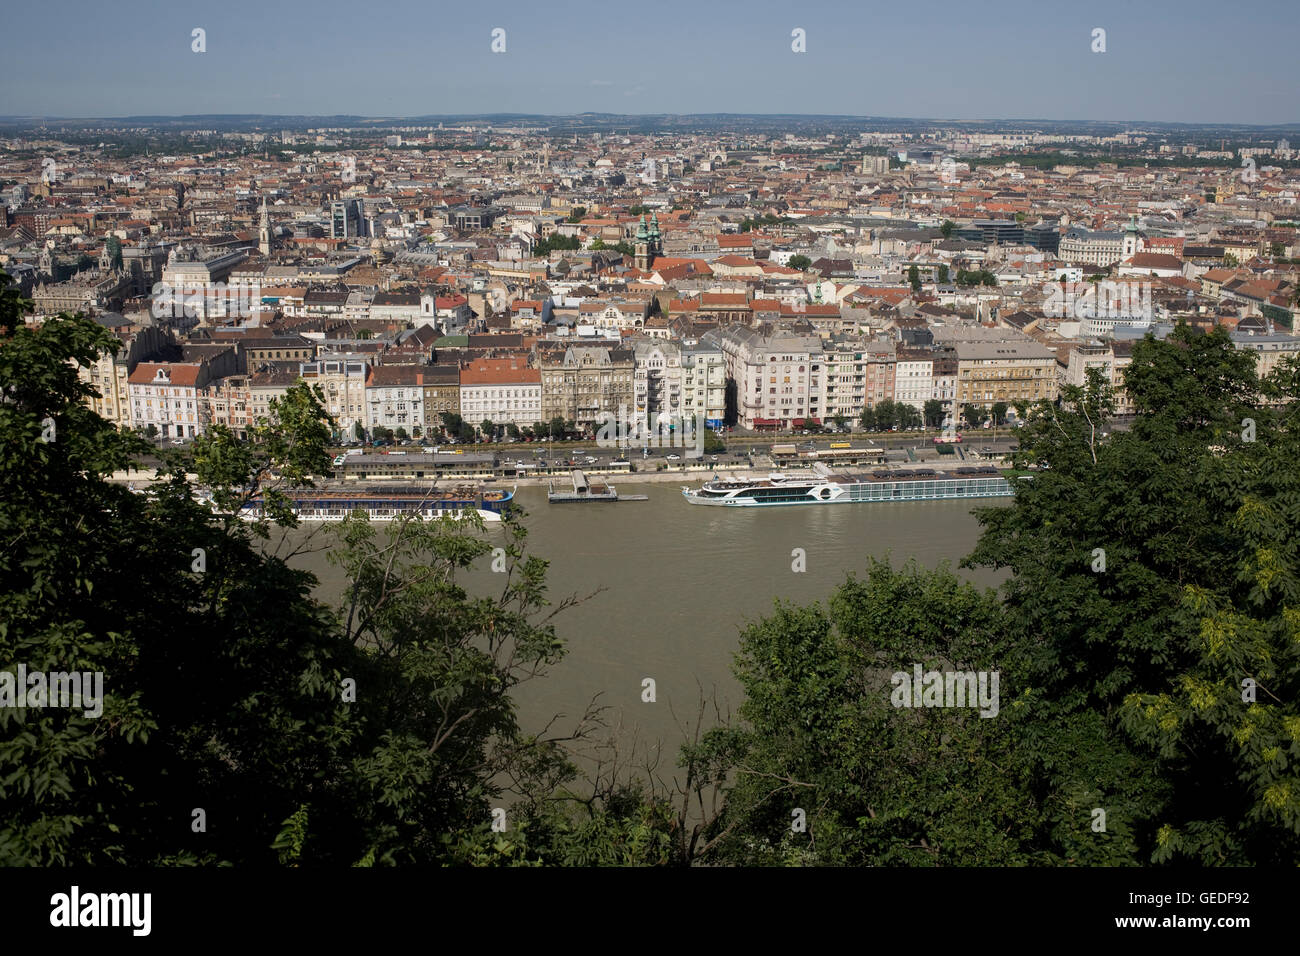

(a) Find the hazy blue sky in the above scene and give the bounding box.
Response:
[4,0,1297,123]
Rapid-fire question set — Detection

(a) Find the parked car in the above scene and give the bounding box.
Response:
[666,454,681,461]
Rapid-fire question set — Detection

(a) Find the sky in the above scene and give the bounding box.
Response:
[3,0,1298,124]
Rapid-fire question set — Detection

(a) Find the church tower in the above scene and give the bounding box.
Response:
[634,214,650,271]
[258,197,272,258]
[1122,214,1143,259]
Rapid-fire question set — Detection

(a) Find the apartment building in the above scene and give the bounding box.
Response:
[537,345,635,429]
[421,364,461,428]
[366,364,429,435]
[199,374,253,439]
[299,356,369,438]
[1062,342,1135,415]
[632,339,683,421]
[1058,228,1126,267]
[460,357,542,430]
[864,342,897,407]
[77,322,173,427]
[704,326,825,429]
[954,340,1059,409]
[894,347,935,412]
[932,350,958,423]
[249,364,300,427]
[128,362,212,438]
[822,338,869,424]
[680,344,727,428]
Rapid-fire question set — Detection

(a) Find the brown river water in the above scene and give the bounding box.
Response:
[283,482,1008,758]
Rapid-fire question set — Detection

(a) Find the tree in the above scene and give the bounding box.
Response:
[104,235,123,271]
[907,264,921,293]
[394,426,409,441]
[897,404,923,429]
[590,238,606,250]
[567,207,587,223]
[963,325,1300,864]
[937,265,949,284]
[690,559,1032,865]
[548,416,567,440]
[990,402,1008,427]
[506,423,521,440]
[940,220,955,239]
[960,404,983,429]
[873,399,899,430]
[858,406,877,431]
[923,399,945,429]
[0,311,596,865]
[788,255,812,272]
[703,428,725,454]
[0,271,28,336]
[832,414,848,433]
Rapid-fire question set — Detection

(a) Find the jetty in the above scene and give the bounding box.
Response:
[547,469,648,503]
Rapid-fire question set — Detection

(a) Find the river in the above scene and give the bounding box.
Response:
[285,482,1008,759]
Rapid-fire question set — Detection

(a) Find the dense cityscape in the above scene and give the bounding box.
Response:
[1,0,1295,938]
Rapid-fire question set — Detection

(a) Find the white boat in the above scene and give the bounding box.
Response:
[681,466,1013,507]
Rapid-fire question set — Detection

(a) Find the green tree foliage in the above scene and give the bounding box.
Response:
[692,560,1034,865]
[0,313,589,865]
[963,325,1300,864]
[532,233,581,257]
[908,264,921,292]
[955,269,998,288]
[788,255,812,271]
[923,399,945,428]
[940,220,955,239]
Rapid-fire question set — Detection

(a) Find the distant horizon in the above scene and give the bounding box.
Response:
[3,111,1300,131]
[3,0,1297,124]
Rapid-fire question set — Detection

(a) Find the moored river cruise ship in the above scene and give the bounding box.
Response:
[682,466,1014,507]
[236,484,513,522]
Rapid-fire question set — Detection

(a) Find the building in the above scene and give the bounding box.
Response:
[365,364,430,436]
[299,356,369,439]
[703,326,825,430]
[128,362,214,438]
[1062,342,1135,416]
[680,344,727,429]
[632,339,683,423]
[459,356,542,431]
[954,339,1059,410]
[538,344,635,430]
[822,338,869,425]
[330,199,363,239]
[421,363,462,429]
[77,321,173,427]
[199,374,253,439]
[1059,227,1127,267]
[894,347,935,412]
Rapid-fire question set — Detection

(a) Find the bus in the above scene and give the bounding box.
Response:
[829,441,851,449]
[933,433,963,444]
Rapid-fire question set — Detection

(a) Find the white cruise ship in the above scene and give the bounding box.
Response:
[681,466,1014,507]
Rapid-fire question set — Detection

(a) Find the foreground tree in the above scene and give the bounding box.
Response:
[965,324,1300,864]
[0,312,593,865]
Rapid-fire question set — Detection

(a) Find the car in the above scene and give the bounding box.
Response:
[169,438,185,445]
[666,454,681,460]
[710,456,719,462]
